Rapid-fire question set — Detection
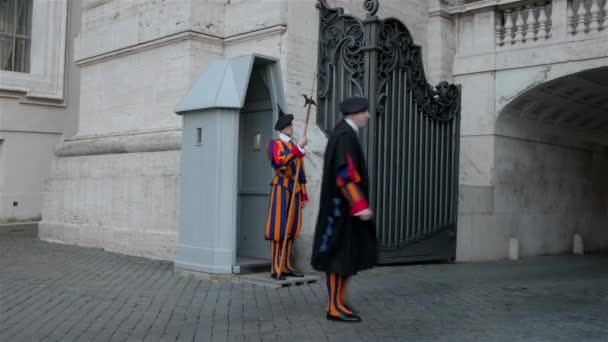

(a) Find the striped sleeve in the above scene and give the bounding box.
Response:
[337,155,369,215]
[270,141,304,170]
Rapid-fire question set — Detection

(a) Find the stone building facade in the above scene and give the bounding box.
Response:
[2,0,607,269]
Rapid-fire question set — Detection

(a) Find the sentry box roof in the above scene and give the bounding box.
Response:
[174,54,285,114]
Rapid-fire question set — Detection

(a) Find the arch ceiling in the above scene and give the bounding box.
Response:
[500,67,608,138]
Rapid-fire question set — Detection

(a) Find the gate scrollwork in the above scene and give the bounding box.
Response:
[376,18,460,121]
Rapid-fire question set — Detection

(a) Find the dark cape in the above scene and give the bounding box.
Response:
[311,120,377,275]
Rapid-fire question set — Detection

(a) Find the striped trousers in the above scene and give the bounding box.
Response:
[270,240,298,274]
[265,184,303,241]
[326,273,353,316]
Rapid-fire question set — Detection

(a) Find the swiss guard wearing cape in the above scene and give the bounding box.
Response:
[311,96,377,323]
[265,106,309,280]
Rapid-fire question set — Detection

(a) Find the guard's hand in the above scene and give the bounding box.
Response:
[354,208,373,221]
[298,136,308,148]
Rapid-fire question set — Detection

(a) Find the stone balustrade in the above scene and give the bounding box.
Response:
[567,0,608,34]
[494,0,607,48]
[496,1,553,46]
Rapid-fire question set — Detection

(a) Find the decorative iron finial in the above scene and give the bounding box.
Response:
[363,0,379,16]
[316,0,330,10]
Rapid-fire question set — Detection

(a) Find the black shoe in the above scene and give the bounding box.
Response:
[284,270,304,277]
[270,273,286,281]
[344,304,357,314]
[326,312,362,323]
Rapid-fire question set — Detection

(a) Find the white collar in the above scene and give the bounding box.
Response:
[279,133,292,143]
[345,118,359,134]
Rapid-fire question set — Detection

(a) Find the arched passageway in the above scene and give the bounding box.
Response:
[494,67,608,256]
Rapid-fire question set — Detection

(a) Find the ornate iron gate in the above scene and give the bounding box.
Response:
[316,0,461,264]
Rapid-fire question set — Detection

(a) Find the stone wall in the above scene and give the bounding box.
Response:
[41,150,180,259]
[493,137,608,257]
[0,0,81,227]
[41,0,225,260]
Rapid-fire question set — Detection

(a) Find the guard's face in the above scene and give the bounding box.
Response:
[351,110,370,128]
[280,123,294,137]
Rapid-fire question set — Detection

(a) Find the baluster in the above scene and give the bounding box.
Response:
[574,0,588,33]
[546,2,553,38]
[602,0,608,29]
[589,0,601,31]
[537,2,549,39]
[568,1,576,34]
[504,9,515,45]
[514,8,525,42]
[525,5,538,41]
[496,13,504,46]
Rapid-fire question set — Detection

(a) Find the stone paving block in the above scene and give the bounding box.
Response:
[1,237,608,341]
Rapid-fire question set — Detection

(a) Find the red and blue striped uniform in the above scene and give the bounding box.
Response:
[265,138,308,275]
[264,139,308,242]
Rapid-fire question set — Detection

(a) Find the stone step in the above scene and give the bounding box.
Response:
[238,272,320,288]
[233,257,270,274]
[0,222,38,238]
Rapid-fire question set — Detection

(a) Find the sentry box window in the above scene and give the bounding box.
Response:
[196,128,202,145]
[253,133,261,151]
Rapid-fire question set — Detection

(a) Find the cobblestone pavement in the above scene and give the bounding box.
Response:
[1,237,608,342]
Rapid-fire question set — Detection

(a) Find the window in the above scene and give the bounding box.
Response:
[0,0,32,73]
[0,0,67,100]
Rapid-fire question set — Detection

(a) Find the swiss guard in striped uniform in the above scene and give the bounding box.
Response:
[311,96,377,322]
[265,106,308,280]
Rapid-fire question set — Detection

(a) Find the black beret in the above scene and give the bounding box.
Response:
[275,105,294,131]
[339,96,369,115]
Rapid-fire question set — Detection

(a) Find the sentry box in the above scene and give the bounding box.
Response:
[174,54,286,274]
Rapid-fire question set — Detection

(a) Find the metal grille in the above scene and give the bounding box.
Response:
[317,0,461,263]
